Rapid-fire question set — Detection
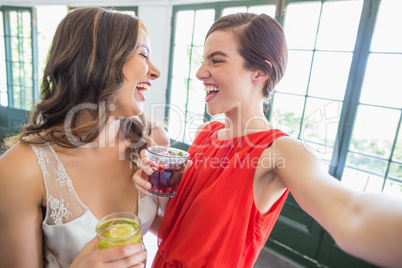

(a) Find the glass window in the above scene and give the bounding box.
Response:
[168,8,215,143]
[0,11,8,107]
[275,0,362,167]
[37,6,68,90]
[2,8,34,110]
[341,0,402,196]
[166,0,401,199]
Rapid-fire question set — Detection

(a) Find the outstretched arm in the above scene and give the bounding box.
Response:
[272,136,402,268]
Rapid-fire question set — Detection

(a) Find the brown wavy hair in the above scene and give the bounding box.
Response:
[206,13,288,101]
[5,7,154,165]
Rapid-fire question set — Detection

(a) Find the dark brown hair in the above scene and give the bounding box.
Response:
[206,13,288,100]
[5,7,154,163]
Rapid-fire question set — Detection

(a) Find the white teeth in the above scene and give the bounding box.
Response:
[136,83,150,91]
[204,85,220,94]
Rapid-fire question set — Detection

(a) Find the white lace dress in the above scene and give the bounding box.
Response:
[30,143,158,268]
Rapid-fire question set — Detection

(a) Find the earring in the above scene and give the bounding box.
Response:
[252,80,257,84]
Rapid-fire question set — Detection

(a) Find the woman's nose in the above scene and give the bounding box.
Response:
[196,62,209,81]
[149,62,161,80]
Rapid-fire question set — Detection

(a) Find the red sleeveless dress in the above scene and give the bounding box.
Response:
[152,121,289,268]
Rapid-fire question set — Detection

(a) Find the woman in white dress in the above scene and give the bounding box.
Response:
[0,7,168,268]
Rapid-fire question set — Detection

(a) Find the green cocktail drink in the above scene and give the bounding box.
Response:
[96,212,141,249]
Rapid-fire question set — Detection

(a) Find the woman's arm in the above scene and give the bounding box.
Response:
[0,143,45,267]
[272,136,402,267]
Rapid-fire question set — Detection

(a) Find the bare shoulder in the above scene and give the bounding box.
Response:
[267,135,320,164]
[150,125,170,147]
[0,142,44,202]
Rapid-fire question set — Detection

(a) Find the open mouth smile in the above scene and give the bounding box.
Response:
[204,85,220,102]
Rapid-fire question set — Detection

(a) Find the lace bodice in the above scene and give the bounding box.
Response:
[30,142,158,268]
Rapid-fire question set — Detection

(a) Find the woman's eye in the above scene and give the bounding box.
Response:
[140,53,148,60]
[212,59,222,64]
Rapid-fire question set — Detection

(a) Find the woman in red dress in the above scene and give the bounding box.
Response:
[135,13,402,268]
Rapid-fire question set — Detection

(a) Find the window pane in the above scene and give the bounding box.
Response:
[346,152,388,174]
[9,11,19,37]
[284,2,321,50]
[315,0,363,51]
[23,37,32,63]
[187,79,205,116]
[383,179,402,198]
[170,77,188,109]
[222,6,247,16]
[168,118,185,142]
[342,167,384,193]
[174,11,194,45]
[360,54,402,108]
[172,45,191,78]
[350,105,399,158]
[248,5,276,17]
[37,6,68,87]
[22,11,31,38]
[0,11,7,107]
[23,63,33,88]
[190,46,203,80]
[308,51,352,100]
[271,93,305,138]
[393,129,402,162]
[302,99,342,147]
[184,111,204,144]
[276,50,312,95]
[388,163,402,183]
[7,9,33,110]
[371,0,402,53]
[192,9,215,46]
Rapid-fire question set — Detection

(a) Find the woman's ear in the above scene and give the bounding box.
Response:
[252,70,269,85]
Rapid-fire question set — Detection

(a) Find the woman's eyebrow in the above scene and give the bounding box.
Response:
[205,51,228,59]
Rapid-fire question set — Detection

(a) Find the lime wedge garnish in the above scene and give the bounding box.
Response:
[107,224,136,239]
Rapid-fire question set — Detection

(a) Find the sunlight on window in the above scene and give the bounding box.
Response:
[222,6,247,16]
[360,54,402,109]
[315,0,362,51]
[174,11,194,45]
[0,11,8,107]
[248,5,275,17]
[308,51,353,100]
[192,9,214,46]
[342,167,384,193]
[371,0,402,53]
[284,2,321,50]
[37,6,68,91]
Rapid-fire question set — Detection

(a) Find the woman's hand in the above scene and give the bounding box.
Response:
[70,238,147,268]
[133,149,192,196]
[133,149,154,196]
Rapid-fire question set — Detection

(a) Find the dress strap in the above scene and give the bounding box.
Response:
[30,143,88,225]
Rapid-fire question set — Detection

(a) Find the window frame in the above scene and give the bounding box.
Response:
[1,5,38,110]
[165,0,402,191]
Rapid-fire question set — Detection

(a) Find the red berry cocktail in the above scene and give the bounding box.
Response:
[147,146,190,197]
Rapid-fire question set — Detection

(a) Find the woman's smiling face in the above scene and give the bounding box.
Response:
[113,31,160,118]
[196,30,256,116]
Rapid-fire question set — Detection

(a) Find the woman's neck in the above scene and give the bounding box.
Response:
[220,102,271,139]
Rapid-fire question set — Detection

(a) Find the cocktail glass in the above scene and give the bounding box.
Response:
[147,146,190,197]
[96,212,141,249]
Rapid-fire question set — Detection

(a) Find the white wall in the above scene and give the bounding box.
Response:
[138,4,172,124]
